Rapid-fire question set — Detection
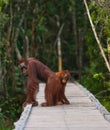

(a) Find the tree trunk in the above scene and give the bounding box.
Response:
[78,29,84,80]
[72,2,80,77]
[55,15,64,71]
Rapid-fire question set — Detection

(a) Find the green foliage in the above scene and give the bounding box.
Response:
[0,0,8,11]
[0,110,13,129]
[89,0,110,40]
[14,66,22,87]
[0,1,110,129]
[0,97,22,129]
[100,100,110,112]
[81,71,110,110]
[93,73,105,80]
[0,118,13,130]
[82,73,104,93]
[0,13,9,28]
[0,97,22,122]
[0,0,8,29]
[81,0,110,112]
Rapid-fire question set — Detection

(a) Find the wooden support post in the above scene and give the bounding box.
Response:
[57,36,62,71]
[55,15,64,71]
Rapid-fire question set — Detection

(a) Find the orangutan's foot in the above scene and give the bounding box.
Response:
[56,101,63,105]
[41,102,48,107]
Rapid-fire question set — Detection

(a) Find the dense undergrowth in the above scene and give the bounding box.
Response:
[81,72,110,112]
[0,97,23,129]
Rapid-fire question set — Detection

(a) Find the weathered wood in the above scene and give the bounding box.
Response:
[14,104,32,130]
[15,83,110,130]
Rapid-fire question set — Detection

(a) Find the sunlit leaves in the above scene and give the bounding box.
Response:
[0,0,8,11]
[93,73,105,80]
[89,0,110,39]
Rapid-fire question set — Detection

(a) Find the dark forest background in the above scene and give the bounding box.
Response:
[0,0,110,129]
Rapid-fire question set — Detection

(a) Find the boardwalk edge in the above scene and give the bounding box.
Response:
[13,104,32,130]
[75,82,110,122]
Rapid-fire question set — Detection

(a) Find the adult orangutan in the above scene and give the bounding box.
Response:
[18,57,70,108]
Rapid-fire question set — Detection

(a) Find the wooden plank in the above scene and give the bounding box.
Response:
[21,83,110,130]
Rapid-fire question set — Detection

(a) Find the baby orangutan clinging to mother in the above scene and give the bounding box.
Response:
[18,57,70,108]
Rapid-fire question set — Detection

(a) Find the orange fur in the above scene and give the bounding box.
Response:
[55,70,71,104]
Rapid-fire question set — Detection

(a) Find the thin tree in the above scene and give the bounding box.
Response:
[55,15,64,71]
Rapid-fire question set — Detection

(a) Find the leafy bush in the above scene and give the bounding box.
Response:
[0,97,22,127]
[0,111,13,130]
[81,72,110,112]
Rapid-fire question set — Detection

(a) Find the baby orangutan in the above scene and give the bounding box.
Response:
[56,70,71,105]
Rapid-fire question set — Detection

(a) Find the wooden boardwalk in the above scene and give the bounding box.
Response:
[14,83,110,130]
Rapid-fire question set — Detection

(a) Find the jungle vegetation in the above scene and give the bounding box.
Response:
[0,0,110,129]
